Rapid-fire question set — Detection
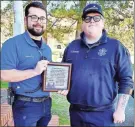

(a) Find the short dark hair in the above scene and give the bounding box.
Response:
[25,2,46,16]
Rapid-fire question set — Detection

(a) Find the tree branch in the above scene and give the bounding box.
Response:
[113,8,131,18]
[68,20,77,32]
[73,1,78,7]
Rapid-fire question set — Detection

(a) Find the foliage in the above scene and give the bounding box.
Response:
[1,1,13,42]
[102,1,134,55]
[1,0,134,55]
[47,0,134,55]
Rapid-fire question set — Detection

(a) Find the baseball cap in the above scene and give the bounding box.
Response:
[82,3,103,18]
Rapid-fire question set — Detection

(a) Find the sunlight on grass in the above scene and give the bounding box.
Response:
[51,93,70,125]
[1,81,8,88]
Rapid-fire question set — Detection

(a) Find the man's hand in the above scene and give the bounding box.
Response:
[113,94,130,124]
[34,60,49,75]
[113,109,125,124]
[57,90,68,96]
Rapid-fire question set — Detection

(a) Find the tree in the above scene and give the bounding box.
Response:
[1,0,134,55]
[1,1,13,43]
[47,0,134,55]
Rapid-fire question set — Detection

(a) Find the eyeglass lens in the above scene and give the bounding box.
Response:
[28,15,46,23]
[84,15,101,23]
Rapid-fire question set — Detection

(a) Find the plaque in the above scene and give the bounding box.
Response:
[43,62,72,92]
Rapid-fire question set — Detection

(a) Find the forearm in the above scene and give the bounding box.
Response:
[1,69,38,82]
[116,94,130,112]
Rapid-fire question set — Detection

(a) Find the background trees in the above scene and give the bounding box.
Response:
[47,0,134,55]
[0,1,134,125]
[1,0,134,56]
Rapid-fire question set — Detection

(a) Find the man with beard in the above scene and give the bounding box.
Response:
[1,2,52,126]
[62,3,134,126]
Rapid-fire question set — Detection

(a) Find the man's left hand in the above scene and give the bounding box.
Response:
[57,90,68,96]
[113,110,125,124]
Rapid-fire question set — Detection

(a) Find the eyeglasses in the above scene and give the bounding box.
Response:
[83,15,102,23]
[28,15,46,24]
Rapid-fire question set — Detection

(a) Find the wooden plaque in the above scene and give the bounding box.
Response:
[43,62,72,92]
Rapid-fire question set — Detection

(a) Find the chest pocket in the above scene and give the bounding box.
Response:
[17,52,39,69]
[65,51,79,63]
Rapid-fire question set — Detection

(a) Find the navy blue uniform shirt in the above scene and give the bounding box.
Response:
[62,30,133,107]
[1,31,52,97]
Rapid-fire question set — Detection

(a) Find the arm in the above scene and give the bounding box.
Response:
[116,94,130,112]
[113,42,134,123]
[113,94,130,124]
[1,69,38,82]
[1,60,49,82]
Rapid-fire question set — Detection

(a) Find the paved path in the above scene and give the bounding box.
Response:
[1,89,8,104]
[1,89,134,126]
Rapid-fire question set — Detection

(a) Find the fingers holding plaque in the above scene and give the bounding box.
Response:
[42,62,72,92]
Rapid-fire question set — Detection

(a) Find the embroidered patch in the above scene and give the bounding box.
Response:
[98,48,107,56]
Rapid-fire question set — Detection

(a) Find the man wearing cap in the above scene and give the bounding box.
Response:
[62,3,133,126]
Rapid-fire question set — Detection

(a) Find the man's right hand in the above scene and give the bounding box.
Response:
[34,60,49,75]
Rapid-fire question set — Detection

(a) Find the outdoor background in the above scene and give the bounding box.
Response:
[1,0,134,126]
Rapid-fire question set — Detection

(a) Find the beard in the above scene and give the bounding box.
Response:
[27,24,45,36]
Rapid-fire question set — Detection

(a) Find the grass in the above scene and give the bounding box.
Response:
[1,81,8,88]
[51,93,70,125]
[0,81,70,125]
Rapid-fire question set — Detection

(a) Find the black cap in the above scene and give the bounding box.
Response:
[82,3,103,18]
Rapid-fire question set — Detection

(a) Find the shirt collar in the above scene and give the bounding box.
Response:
[23,31,47,49]
[80,29,108,45]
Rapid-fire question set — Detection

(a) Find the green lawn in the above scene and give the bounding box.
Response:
[51,93,70,125]
[0,81,70,125]
[1,81,8,88]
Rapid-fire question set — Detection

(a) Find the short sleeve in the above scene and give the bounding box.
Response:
[1,39,18,70]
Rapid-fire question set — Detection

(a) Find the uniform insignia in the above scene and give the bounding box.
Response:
[98,48,107,56]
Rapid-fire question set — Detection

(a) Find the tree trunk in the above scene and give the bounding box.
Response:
[75,1,87,39]
[75,20,82,39]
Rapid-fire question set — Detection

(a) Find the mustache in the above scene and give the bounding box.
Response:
[33,24,43,28]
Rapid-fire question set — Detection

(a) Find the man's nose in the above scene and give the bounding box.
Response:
[37,18,42,24]
[89,18,95,23]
